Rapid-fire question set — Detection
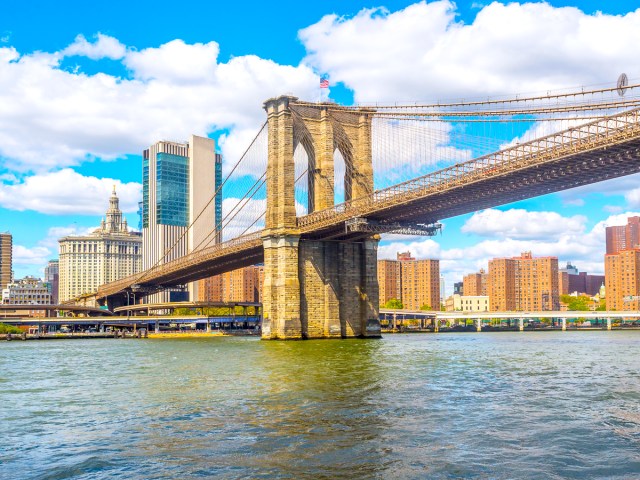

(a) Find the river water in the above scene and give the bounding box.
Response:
[1,332,639,479]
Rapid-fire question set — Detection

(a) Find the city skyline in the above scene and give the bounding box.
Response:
[2,0,640,293]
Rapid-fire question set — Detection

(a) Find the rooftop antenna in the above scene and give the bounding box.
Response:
[617,73,628,97]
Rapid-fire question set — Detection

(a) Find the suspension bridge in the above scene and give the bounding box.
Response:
[94,82,640,339]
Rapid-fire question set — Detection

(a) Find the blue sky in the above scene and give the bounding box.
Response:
[2,0,640,292]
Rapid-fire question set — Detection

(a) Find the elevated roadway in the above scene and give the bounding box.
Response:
[0,304,114,317]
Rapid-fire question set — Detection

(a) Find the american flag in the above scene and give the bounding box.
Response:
[320,77,329,88]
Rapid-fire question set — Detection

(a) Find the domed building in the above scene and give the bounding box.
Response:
[58,187,142,303]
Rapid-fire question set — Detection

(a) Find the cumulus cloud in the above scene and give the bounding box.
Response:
[12,224,100,278]
[62,33,126,60]
[0,169,141,215]
[461,208,586,239]
[372,119,472,183]
[624,187,640,208]
[124,39,218,83]
[39,225,98,250]
[220,197,266,242]
[0,37,318,174]
[300,1,640,103]
[13,244,51,267]
[558,173,640,207]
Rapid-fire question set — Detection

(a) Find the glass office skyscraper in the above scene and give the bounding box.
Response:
[142,135,222,302]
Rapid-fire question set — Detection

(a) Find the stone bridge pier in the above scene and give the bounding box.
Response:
[260,95,381,340]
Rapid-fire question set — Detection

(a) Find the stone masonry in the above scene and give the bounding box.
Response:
[261,95,381,339]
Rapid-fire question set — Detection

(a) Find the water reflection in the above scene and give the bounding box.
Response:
[1,332,640,479]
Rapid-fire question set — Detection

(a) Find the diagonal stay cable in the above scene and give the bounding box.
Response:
[131,122,267,286]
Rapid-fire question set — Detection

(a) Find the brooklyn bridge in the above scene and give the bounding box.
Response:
[92,82,640,339]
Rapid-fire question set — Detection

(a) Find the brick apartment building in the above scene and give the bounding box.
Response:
[488,251,559,311]
[378,252,440,310]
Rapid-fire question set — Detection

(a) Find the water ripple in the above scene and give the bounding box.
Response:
[1,332,639,479]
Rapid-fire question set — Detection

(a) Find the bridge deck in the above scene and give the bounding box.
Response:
[97,108,640,299]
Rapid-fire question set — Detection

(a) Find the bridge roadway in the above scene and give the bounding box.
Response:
[0,304,113,317]
[97,108,640,299]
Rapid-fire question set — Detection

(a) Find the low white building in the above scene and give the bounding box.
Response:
[445,294,490,312]
[2,276,52,305]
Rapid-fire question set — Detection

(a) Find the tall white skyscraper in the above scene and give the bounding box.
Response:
[0,232,11,291]
[142,135,221,302]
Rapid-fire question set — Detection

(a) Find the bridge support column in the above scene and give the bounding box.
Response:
[476,318,482,332]
[261,95,380,340]
[433,317,439,333]
[299,238,380,339]
[261,235,302,339]
[261,236,381,340]
[519,318,524,331]
[562,318,567,331]
[607,317,612,331]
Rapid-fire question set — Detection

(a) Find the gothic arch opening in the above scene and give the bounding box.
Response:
[293,139,313,217]
[333,149,347,205]
[332,120,355,204]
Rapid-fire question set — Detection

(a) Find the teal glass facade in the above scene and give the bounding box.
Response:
[142,154,149,228]
[156,152,189,227]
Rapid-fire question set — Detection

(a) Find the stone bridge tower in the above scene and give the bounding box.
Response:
[261,95,380,339]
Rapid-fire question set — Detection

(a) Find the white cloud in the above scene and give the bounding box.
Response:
[0,173,17,183]
[220,197,266,242]
[563,198,585,207]
[603,205,623,214]
[461,208,586,239]
[218,195,307,242]
[372,119,472,184]
[0,46,18,63]
[12,224,100,278]
[218,126,268,178]
[379,238,442,260]
[62,33,126,60]
[0,169,141,215]
[558,173,640,206]
[0,37,319,174]
[300,2,640,103]
[124,39,218,83]
[39,225,98,250]
[13,244,51,267]
[624,187,640,208]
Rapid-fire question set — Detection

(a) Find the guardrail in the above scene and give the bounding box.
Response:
[297,107,640,230]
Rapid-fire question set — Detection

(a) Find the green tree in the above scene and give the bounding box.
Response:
[560,294,590,311]
[0,323,22,334]
[420,304,432,311]
[384,298,403,309]
[596,300,606,311]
